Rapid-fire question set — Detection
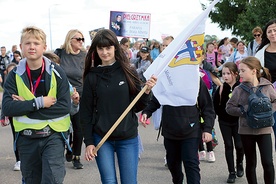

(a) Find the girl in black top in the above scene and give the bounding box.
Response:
[80,29,156,183]
[213,62,244,183]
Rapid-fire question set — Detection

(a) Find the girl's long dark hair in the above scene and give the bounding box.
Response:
[217,37,228,48]
[84,29,141,95]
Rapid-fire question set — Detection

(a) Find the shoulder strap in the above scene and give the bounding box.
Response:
[233,50,238,62]
[239,83,251,93]
[215,51,218,65]
[250,41,254,51]
[256,85,264,93]
[219,84,223,104]
[219,84,223,96]
[92,74,98,113]
[90,74,98,124]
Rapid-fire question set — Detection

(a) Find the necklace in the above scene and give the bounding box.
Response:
[228,85,233,98]
[228,89,232,98]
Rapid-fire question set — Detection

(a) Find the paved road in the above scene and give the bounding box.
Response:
[0,118,275,184]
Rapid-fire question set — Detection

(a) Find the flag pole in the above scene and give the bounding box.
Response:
[145,0,220,79]
[93,85,148,154]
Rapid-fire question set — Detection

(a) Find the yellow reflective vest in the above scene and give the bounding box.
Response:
[13,71,70,132]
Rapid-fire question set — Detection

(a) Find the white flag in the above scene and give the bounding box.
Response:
[144,0,219,106]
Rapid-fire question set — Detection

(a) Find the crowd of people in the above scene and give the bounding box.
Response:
[0,18,276,184]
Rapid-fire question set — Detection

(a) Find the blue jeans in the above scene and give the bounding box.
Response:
[164,137,200,184]
[94,134,139,184]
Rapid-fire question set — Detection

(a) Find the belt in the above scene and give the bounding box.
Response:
[20,125,55,138]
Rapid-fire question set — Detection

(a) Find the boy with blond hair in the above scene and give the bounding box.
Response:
[2,26,71,184]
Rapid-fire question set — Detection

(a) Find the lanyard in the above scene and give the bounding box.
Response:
[26,60,45,95]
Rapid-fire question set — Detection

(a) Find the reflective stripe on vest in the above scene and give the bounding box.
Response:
[13,71,70,132]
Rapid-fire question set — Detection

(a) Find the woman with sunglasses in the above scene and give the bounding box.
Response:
[120,37,132,60]
[247,26,263,56]
[54,29,86,169]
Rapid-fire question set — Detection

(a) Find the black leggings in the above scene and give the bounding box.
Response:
[198,137,213,152]
[240,134,275,184]
[219,121,244,173]
[71,112,83,156]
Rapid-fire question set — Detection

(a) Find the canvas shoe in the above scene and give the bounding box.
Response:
[207,151,216,162]
[198,151,206,161]
[13,161,20,171]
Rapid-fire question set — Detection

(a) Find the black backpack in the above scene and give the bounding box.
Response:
[54,48,62,58]
[240,83,274,129]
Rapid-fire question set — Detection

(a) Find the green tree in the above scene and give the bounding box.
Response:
[203,35,219,50]
[204,35,219,43]
[202,0,276,41]
[236,0,276,41]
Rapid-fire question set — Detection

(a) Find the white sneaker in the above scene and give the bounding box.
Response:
[207,151,216,162]
[198,151,206,161]
[13,161,20,171]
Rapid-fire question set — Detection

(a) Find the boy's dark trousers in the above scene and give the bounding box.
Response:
[164,137,200,184]
[17,132,66,184]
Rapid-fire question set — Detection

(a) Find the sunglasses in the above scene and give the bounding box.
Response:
[254,34,261,37]
[72,37,85,42]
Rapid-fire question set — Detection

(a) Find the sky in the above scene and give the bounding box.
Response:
[0,0,233,52]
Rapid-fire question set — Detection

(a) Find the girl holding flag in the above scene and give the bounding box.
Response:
[80,29,156,184]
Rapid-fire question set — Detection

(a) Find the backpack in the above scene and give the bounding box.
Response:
[211,128,218,149]
[199,68,212,90]
[54,48,62,58]
[199,117,218,149]
[240,83,274,129]
[233,50,238,62]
